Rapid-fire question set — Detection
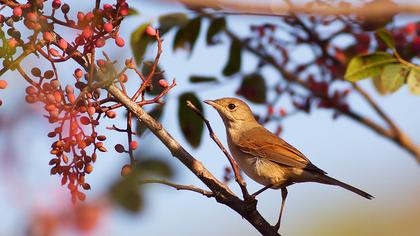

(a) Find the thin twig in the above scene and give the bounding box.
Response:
[140,179,214,197]
[186,101,250,200]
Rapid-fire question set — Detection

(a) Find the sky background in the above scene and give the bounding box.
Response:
[0,0,420,236]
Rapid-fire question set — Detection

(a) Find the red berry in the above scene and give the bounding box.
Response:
[129,141,138,150]
[52,0,61,9]
[82,27,93,39]
[145,26,156,37]
[279,108,286,117]
[106,111,116,118]
[7,38,18,48]
[119,7,129,16]
[158,79,168,88]
[26,12,38,22]
[74,68,83,79]
[84,164,93,174]
[49,48,60,57]
[57,39,68,50]
[104,22,113,33]
[97,59,106,67]
[77,12,85,22]
[103,4,112,10]
[95,38,105,47]
[87,106,96,115]
[43,32,54,42]
[85,12,94,22]
[13,7,22,17]
[0,80,8,89]
[115,37,125,47]
[80,116,90,125]
[115,144,125,153]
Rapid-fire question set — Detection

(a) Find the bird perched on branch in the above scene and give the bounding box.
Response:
[204,97,373,232]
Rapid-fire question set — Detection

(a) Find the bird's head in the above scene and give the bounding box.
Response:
[204,97,257,128]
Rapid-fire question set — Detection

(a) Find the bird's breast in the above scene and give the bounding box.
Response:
[227,135,290,188]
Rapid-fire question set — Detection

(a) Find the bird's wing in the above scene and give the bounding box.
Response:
[236,126,326,174]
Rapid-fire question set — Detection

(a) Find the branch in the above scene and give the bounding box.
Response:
[163,0,420,18]
[186,100,250,199]
[139,179,214,197]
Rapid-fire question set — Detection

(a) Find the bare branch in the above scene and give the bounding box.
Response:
[186,100,250,199]
[140,179,214,197]
[162,0,420,18]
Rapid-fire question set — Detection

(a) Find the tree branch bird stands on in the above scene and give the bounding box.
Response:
[204,97,373,232]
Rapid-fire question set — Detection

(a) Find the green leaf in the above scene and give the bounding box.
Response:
[375,28,395,50]
[381,64,409,93]
[344,52,397,82]
[127,8,139,17]
[110,173,143,213]
[372,76,388,95]
[136,159,174,178]
[236,73,267,104]
[206,17,226,45]
[173,17,202,52]
[141,61,165,95]
[407,67,420,95]
[222,39,242,76]
[178,93,204,148]
[130,23,155,65]
[158,13,189,35]
[189,75,218,83]
[136,105,164,137]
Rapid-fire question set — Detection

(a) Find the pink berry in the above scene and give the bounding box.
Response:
[13,7,22,17]
[115,37,125,47]
[52,0,61,9]
[7,38,18,48]
[43,32,54,42]
[95,38,106,47]
[145,26,156,37]
[158,79,168,88]
[0,80,8,89]
[82,27,93,39]
[104,22,113,33]
[129,141,138,150]
[57,39,68,50]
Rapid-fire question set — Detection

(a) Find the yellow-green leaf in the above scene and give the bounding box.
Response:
[130,23,154,65]
[407,68,420,95]
[381,64,409,93]
[344,52,397,82]
[375,28,395,50]
[158,13,188,35]
[206,17,226,45]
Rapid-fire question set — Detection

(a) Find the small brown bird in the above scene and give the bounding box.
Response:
[204,97,373,231]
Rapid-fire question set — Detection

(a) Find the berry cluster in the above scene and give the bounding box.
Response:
[0,0,175,203]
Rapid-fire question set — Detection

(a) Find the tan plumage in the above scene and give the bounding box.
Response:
[205,97,373,231]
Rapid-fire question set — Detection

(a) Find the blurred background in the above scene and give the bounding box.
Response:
[0,0,419,236]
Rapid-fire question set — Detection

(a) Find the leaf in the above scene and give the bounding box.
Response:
[141,61,165,95]
[127,8,139,17]
[109,174,143,213]
[130,23,155,65]
[222,39,242,76]
[381,64,409,93]
[136,159,174,178]
[344,52,397,82]
[407,67,420,95]
[136,105,164,137]
[375,28,395,50]
[236,73,267,104]
[206,17,226,45]
[158,13,189,35]
[372,76,388,95]
[189,75,218,83]
[178,93,204,148]
[173,17,202,52]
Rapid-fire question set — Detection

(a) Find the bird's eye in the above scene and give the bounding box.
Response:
[228,103,236,110]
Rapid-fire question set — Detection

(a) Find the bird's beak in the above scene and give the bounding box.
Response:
[204,100,222,111]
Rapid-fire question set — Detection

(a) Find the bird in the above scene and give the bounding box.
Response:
[204,97,373,231]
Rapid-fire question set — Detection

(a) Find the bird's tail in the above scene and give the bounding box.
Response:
[317,174,374,199]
